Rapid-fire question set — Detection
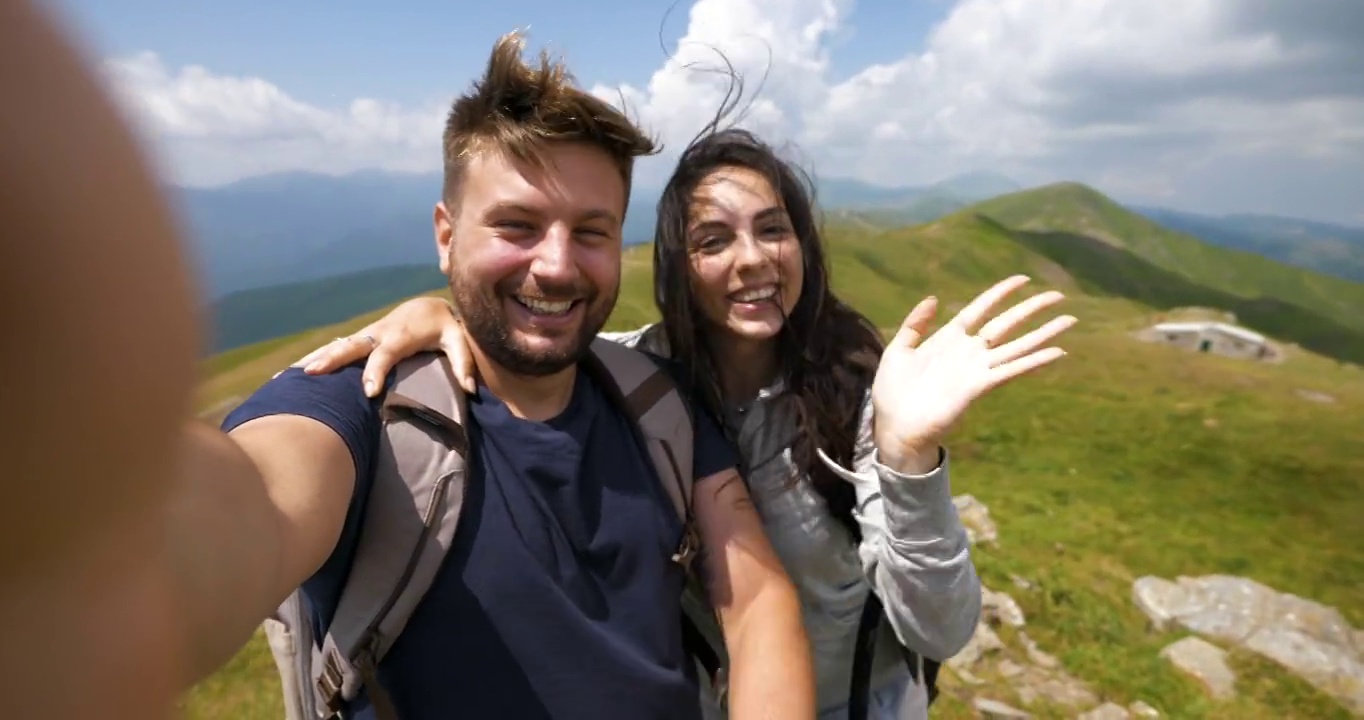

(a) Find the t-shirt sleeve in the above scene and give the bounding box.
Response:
[221,363,382,479]
[646,356,738,482]
[687,396,738,481]
[220,363,384,617]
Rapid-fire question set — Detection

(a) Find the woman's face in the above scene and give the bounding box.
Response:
[685,165,804,345]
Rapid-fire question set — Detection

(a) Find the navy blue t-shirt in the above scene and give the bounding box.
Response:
[223,357,737,720]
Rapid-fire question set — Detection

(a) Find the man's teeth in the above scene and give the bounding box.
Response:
[516,296,575,315]
[732,287,777,303]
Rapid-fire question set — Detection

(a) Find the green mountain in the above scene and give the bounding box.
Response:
[818,172,1024,230]
[209,264,447,352]
[968,183,1364,337]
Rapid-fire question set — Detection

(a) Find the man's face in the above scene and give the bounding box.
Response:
[434,142,625,377]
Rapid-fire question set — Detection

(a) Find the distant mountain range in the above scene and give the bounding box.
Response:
[1127,207,1364,284]
[172,169,1364,354]
[169,168,1028,301]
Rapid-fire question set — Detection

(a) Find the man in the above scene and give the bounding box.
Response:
[191,32,814,720]
[1,6,813,715]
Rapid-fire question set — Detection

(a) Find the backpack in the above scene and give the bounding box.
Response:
[261,338,720,720]
[848,594,941,718]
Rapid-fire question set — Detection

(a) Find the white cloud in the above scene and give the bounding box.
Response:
[97,0,1364,221]
[101,52,446,186]
[588,0,853,185]
[797,0,1364,189]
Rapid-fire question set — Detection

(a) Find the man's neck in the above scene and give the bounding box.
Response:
[710,335,780,409]
[470,349,577,422]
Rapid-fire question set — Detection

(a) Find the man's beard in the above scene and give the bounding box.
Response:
[450,271,616,377]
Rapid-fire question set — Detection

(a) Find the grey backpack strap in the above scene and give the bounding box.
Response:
[585,339,730,699]
[263,590,318,720]
[586,338,697,562]
[311,352,470,719]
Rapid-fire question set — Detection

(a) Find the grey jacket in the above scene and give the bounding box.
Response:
[602,324,982,716]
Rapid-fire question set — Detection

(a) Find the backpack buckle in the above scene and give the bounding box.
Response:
[672,520,700,571]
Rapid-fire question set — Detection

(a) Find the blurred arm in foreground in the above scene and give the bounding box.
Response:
[0,0,198,717]
[1,1,359,716]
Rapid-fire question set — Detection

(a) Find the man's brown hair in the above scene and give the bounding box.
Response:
[442,31,657,214]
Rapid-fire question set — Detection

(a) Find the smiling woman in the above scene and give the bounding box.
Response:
[685,164,806,346]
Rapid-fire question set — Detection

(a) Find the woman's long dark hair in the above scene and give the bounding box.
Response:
[651,128,885,540]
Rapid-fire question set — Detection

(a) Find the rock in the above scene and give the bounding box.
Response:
[1170,576,1280,643]
[1132,574,1364,712]
[1159,636,1236,699]
[954,666,986,685]
[1295,389,1336,404]
[1012,669,1097,709]
[983,587,1027,628]
[949,621,1006,672]
[996,659,1025,679]
[1018,630,1060,669]
[973,697,1030,718]
[953,494,998,546]
[1243,625,1364,714]
[1131,576,1205,633]
[1010,574,1033,591]
[1078,702,1130,720]
[1128,700,1160,718]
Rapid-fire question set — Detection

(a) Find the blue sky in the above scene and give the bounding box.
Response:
[55,0,947,108]
[48,0,1364,224]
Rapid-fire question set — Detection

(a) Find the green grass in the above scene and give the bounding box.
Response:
[181,214,1364,719]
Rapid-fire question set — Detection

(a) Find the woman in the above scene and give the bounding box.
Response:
[294,129,1075,718]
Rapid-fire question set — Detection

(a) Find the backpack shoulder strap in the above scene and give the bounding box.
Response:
[585,340,734,700]
[586,337,695,522]
[311,351,470,719]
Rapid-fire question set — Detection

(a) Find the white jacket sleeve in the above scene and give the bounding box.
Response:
[597,323,665,353]
[816,391,982,661]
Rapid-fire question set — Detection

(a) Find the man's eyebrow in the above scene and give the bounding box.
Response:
[483,202,619,227]
[483,201,541,218]
[578,208,620,226]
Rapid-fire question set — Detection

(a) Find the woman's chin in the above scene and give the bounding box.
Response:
[724,317,785,343]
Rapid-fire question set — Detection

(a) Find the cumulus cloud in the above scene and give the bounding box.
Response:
[799,0,1364,190]
[102,52,446,185]
[98,0,1364,221]
[593,0,1363,219]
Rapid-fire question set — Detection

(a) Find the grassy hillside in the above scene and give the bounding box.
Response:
[183,218,1363,719]
[971,218,1364,366]
[970,183,1364,337]
[209,263,447,352]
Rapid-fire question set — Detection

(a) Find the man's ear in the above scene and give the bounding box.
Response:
[434,201,454,274]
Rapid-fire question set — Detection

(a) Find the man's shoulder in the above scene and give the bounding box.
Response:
[221,361,380,436]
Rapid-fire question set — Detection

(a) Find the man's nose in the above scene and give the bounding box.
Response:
[529,223,578,285]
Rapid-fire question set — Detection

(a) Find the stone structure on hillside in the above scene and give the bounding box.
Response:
[1132,574,1364,714]
[1134,321,1281,362]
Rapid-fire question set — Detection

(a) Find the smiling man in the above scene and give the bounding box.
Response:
[157,31,815,720]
